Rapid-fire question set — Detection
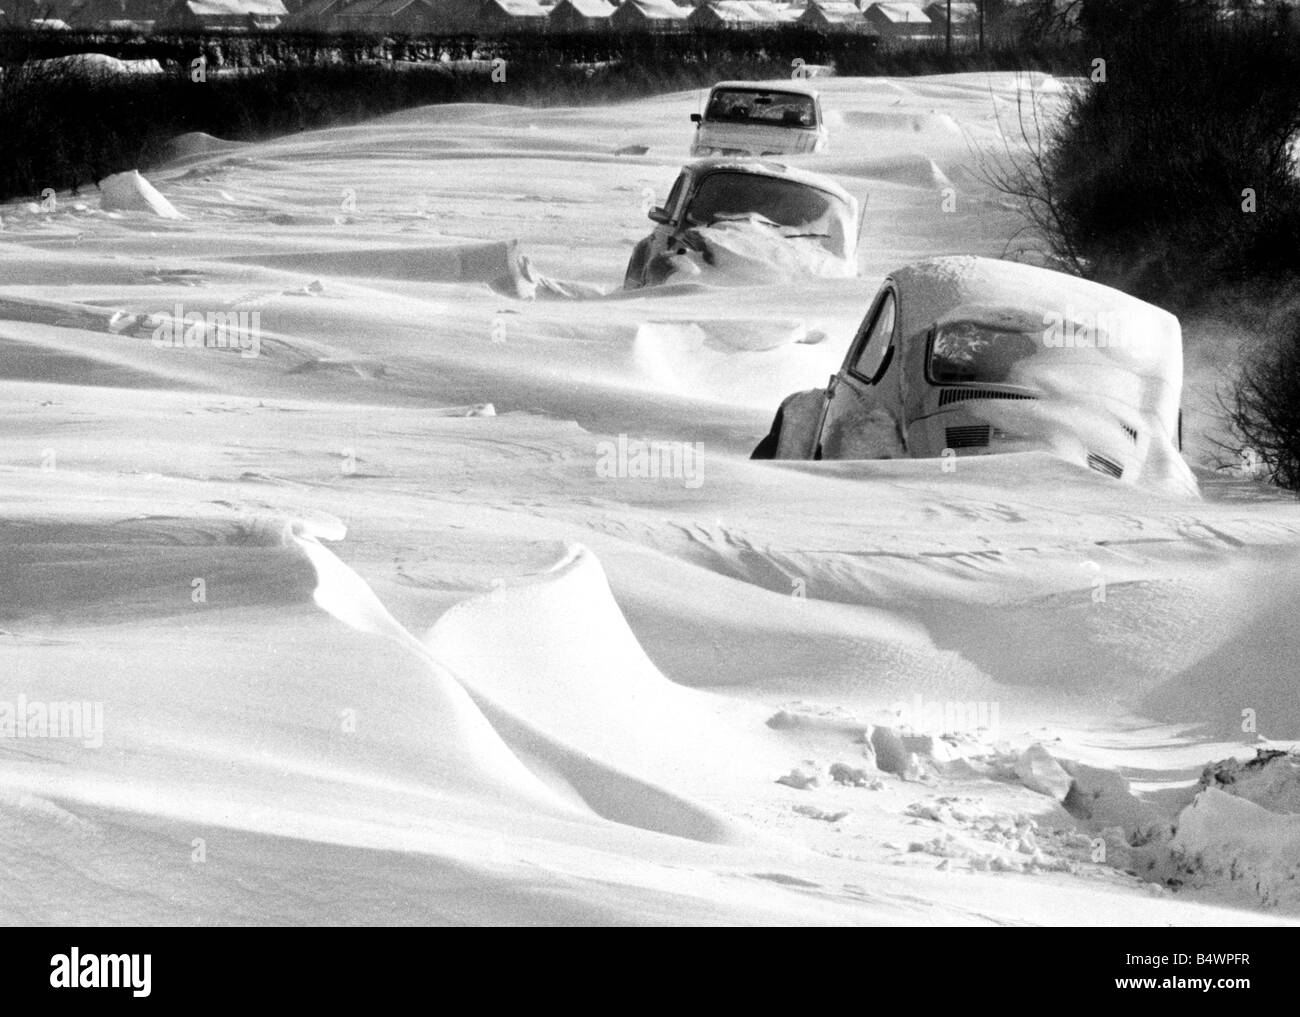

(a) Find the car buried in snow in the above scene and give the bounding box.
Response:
[624,159,860,289]
[689,80,828,158]
[751,256,1198,496]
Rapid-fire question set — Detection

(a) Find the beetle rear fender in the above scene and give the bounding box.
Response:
[773,388,826,459]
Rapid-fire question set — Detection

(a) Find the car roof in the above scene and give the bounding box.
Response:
[707,79,820,98]
[884,255,1181,373]
[885,256,1177,327]
[683,158,853,205]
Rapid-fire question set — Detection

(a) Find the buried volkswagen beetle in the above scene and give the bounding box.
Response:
[751,256,1197,496]
[689,80,828,158]
[624,159,859,289]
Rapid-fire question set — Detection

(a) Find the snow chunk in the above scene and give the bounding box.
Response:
[793,804,848,822]
[99,170,185,220]
[776,761,826,790]
[1013,744,1073,799]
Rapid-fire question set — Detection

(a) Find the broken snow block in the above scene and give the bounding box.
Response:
[1014,744,1073,799]
[830,762,874,787]
[776,761,825,790]
[872,726,909,776]
[793,804,848,822]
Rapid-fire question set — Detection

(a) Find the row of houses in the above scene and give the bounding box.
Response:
[2,0,988,35]
[293,0,985,36]
[14,0,1001,35]
[14,0,1298,33]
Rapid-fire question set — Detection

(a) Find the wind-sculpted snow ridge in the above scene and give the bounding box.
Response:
[296,532,753,844]
[222,239,540,298]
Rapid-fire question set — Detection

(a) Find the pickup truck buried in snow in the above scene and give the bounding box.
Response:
[751,256,1197,496]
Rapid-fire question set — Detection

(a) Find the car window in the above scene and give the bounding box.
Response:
[661,172,687,221]
[705,89,817,128]
[850,291,897,381]
[928,321,1039,384]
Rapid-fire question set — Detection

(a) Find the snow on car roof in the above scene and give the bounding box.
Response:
[890,256,1179,359]
[685,158,855,207]
[708,79,820,97]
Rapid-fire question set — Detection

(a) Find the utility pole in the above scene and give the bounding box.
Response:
[979,0,985,51]
[946,0,952,57]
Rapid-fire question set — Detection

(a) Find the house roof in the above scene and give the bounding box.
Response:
[802,1,866,19]
[616,0,688,18]
[805,1,864,13]
[169,0,287,15]
[865,1,931,22]
[332,0,385,15]
[691,0,783,21]
[483,0,550,14]
[358,0,433,16]
[284,0,341,17]
[551,0,614,15]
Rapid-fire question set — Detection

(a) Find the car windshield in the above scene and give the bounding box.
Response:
[685,172,847,254]
[929,321,1040,384]
[704,89,817,128]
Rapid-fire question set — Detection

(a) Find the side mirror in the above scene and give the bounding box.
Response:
[690,113,702,123]
[648,206,670,224]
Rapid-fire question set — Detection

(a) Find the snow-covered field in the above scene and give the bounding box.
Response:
[3,72,1299,926]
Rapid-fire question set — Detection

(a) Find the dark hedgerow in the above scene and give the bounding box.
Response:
[1041,8,1300,305]
[1225,311,1300,492]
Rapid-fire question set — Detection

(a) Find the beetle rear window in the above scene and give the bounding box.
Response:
[929,322,1039,384]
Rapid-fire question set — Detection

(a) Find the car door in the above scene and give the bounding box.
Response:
[814,285,906,459]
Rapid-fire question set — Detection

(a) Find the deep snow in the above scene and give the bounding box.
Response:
[1,72,1299,925]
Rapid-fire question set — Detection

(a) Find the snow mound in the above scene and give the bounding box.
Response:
[98,170,185,220]
[632,319,836,409]
[225,239,536,296]
[427,544,771,836]
[1139,561,1300,738]
[161,132,248,163]
[838,110,963,135]
[1170,786,1300,907]
[652,220,857,289]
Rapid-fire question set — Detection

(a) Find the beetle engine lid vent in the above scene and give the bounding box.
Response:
[1087,452,1124,479]
[945,424,992,449]
[939,388,1038,407]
